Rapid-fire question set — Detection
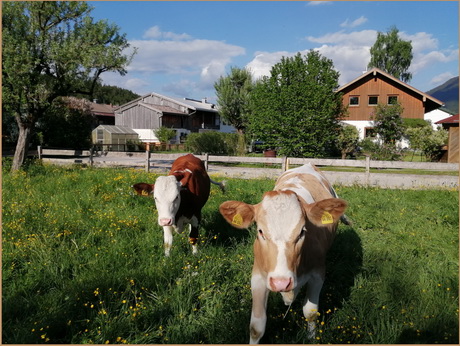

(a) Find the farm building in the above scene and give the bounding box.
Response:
[113,92,235,145]
[338,68,444,139]
[435,114,459,163]
[92,125,139,151]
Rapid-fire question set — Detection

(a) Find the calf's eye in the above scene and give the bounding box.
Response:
[295,227,306,243]
[258,229,266,240]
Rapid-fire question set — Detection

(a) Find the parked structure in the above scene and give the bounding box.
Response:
[338,68,444,139]
[113,92,234,145]
[91,125,139,151]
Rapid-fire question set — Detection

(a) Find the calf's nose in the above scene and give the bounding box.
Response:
[270,277,292,292]
[159,218,173,226]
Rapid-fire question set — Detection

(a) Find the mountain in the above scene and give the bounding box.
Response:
[426,76,459,113]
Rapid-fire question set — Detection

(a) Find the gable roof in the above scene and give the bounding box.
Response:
[113,92,218,114]
[337,68,444,111]
[91,103,116,116]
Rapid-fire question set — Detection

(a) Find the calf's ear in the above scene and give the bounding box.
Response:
[303,198,347,227]
[219,201,255,229]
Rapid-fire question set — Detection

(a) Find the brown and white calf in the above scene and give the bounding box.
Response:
[152,154,224,256]
[219,163,347,344]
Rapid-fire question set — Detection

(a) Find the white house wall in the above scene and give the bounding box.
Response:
[424,109,453,130]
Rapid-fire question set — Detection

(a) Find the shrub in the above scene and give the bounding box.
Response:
[406,126,448,161]
[185,131,240,155]
[154,127,176,143]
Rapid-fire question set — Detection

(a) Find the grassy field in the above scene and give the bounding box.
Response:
[2,161,458,344]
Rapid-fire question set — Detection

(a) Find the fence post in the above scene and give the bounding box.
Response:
[37,145,42,160]
[204,153,209,171]
[89,146,94,167]
[365,155,370,186]
[282,156,289,171]
[145,150,151,173]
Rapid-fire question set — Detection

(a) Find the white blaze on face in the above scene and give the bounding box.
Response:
[153,175,181,226]
[261,192,304,292]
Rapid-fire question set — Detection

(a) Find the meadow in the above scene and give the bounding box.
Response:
[2,161,458,344]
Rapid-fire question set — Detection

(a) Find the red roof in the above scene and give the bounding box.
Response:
[435,114,459,124]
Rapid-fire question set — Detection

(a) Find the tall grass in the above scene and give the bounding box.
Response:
[2,161,458,344]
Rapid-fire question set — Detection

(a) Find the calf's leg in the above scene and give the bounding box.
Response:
[163,225,174,256]
[302,275,324,339]
[249,274,269,344]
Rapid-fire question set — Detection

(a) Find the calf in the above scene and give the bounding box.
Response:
[219,163,347,343]
[153,154,224,256]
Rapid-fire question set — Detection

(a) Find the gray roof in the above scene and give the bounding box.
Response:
[95,125,138,134]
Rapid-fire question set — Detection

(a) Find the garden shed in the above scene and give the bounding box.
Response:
[92,125,139,151]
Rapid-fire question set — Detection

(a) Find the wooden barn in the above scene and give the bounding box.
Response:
[113,92,232,144]
[337,68,444,139]
[436,114,459,163]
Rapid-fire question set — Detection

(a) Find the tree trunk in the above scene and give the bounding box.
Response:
[11,122,32,171]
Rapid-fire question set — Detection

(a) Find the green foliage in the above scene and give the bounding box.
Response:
[2,163,458,344]
[406,126,449,161]
[185,131,241,155]
[37,97,93,149]
[372,102,405,145]
[153,127,176,144]
[402,118,432,130]
[80,83,140,106]
[358,138,403,161]
[2,1,134,170]
[248,51,345,157]
[337,125,360,159]
[368,26,413,82]
[214,67,254,133]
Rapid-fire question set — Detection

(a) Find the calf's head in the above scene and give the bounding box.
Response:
[219,190,347,292]
[153,175,182,226]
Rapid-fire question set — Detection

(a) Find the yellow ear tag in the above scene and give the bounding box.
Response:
[232,213,243,227]
[321,211,334,225]
[141,190,149,196]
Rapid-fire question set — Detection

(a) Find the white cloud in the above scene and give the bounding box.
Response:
[143,25,192,41]
[340,16,368,28]
[245,51,292,80]
[306,1,332,6]
[430,72,456,86]
[246,28,458,88]
[127,38,245,84]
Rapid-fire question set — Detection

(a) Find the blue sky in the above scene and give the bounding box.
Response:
[88,1,459,102]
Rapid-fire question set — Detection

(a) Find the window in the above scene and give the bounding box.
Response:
[97,129,103,143]
[388,95,398,105]
[349,96,359,106]
[368,96,378,105]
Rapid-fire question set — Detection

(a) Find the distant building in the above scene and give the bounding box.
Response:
[113,92,235,144]
[337,68,444,139]
[90,102,117,126]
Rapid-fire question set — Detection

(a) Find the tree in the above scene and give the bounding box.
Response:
[372,101,405,145]
[154,126,176,144]
[337,125,360,159]
[214,67,254,134]
[368,26,413,82]
[406,126,448,161]
[37,97,93,149]
[2,1,135,171]
[247,51,345,158]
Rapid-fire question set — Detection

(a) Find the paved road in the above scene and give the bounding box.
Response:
[41,155,458,190]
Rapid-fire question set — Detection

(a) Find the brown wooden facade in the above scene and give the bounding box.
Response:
[337,68,444,121]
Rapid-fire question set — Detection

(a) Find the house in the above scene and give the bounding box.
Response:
[113,92,234,145]
[337,68,444,139]
[90,102,117,126]
[435,114,458,163]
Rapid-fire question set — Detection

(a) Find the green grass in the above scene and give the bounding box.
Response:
[2,162,458,344]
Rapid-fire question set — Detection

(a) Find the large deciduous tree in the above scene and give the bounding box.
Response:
[2,1,135,171]
[214,66,254,134]
[368,26,413,82]
[247,51,345,158]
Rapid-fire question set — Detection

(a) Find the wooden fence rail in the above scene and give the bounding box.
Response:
[36,146,459,174]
